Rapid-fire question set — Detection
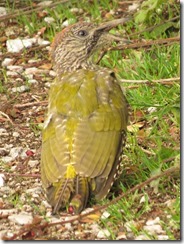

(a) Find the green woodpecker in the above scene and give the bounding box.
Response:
[41,18,129,214]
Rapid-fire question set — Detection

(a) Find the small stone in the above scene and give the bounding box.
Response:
[0,174,5,187]
[27,79,38,84]
[28,59,39,64]
[126,232,135,240]
[65,222,72,230]
[5,144,13,149]
[5,27,17,37]
[0,128,7,136]
[25,187,42,194]
[42,200,52,209]
[32,193,39,198]
[128,3,140,12]
[116,233,127,240]
[24,74,34,80]
[140,195,146,203]
[44,82,51,88]
[37,37,50,46]
[0,7,7,16]
[49,70,56,77]
[12,85,30,93]
[24,67,38,75]
[6,38,36,53]
[0,148,8,156]
[90,223,100,234]
[0,209,18,217]
[165,199,176,207]
[62,19,75,27]
[70,8,83,14]
[7,65,23,72]
[12,131,20,137]
[0,230,8,240]
[0,186,15,196]
[157,235,169,240]
[2,58,14,67]
[146,217,160,226]
[1,156,13,163]
[148,107,157,113]
[38,1,52,6]
[97,229,111,239]
[143,224,164,235]
[0,231,14,239]
[135,234,148,240]
[8,213,33,225]
[8,147,28,160]
[28,160,39,168]
[7,71,19,77]
[44,17,55,24]
[101,211,110,219]
[124,220,136,232]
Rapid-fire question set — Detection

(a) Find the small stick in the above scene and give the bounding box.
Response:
[119,77,180,84]
[14,101,48,109]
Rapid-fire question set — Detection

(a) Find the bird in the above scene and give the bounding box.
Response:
[41,18,129,214]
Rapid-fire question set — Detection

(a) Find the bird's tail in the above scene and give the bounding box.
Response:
[69,176,89,214]
[47,177,75,214]
[47,165,89,214]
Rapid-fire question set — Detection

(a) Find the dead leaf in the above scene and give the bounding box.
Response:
[127,121,145,132]
[38,63,52,70]
[81,212,101,223]
[37,27,47,36]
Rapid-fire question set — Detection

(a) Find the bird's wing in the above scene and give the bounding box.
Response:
[41,69,128,201]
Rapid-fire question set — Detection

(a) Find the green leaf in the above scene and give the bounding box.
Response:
[151,22,179,37]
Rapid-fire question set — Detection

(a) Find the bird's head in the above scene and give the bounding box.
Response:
[50,18,129,73]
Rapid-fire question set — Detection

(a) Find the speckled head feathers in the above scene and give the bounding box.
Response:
[50,18,129,73]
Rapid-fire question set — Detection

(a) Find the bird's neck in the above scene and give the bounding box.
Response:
[53,58,98,74]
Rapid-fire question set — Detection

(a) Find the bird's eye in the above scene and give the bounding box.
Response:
[77,30,88,37]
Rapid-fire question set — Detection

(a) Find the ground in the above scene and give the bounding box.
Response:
[0,0,180,240]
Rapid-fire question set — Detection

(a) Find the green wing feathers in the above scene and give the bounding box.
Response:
[41,69,128,213]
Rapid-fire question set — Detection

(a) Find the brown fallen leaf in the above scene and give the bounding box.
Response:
[80,212,101,223]
[38,63,52,70]
[127,121,145,133]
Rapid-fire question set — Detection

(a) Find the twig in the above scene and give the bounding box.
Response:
[14,101,48,109]
[119,77,180,84]
[141,147,156,156]
[0,111,14,125]
[3,173,40,178]
[109,36,180,51]
[0,0,70,22]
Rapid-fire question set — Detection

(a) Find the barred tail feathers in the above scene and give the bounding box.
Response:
[70,176,89,214]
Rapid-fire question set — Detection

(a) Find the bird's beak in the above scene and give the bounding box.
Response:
[94,18,131,44]
[95,18,130,32]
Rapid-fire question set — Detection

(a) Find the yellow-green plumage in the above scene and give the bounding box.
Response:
[41,19,129,214]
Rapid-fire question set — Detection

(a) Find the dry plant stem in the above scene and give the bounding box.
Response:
[0,111,14,124]
[110,36,180,51]
[14,101,48,109]
[120,77,180,84]
[0,0,69,22]
[3,173,40,178]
